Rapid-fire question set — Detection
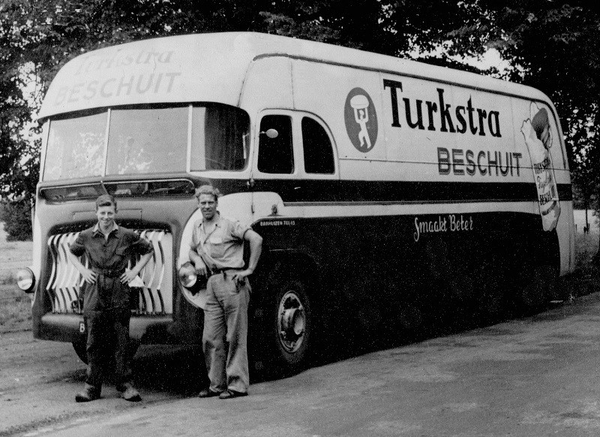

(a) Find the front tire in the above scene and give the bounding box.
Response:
[255,277,312,376]
[274,282,311,366]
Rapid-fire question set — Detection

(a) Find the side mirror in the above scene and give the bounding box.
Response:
[261,128,279,139]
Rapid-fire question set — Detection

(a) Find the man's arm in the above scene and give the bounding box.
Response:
[67,251,97,284]
[232,229,263,284]
[121,252,153,285]
[189,249,208,276]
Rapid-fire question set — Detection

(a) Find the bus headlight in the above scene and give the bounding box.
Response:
[16,268,35,293]
[178,262,198,288]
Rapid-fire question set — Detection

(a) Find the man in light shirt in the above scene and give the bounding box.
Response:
[189,185,262,399]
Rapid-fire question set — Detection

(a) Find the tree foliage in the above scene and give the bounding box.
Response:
[445,1,600,202]
[1,0,600,240]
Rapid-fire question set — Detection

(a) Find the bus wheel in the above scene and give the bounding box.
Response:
[270,279,312,372]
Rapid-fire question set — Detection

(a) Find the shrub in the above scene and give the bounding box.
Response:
[0,199,32,241]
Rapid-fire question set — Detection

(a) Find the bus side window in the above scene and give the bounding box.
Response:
[302,117,335,174]
[258,115,294,174]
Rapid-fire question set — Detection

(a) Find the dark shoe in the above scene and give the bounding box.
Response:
[75,384,101,402]
[198,388,221,398]
[219,389,248,400]
[117,382,142,402]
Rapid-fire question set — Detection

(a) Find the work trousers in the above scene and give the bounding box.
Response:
[84,308,133,389]
[203,272,250,394]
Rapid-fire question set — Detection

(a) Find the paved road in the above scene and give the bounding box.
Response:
[15,291,600,437]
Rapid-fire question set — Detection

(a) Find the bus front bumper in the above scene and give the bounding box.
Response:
[37,313,176,344]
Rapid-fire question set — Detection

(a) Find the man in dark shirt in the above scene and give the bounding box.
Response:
[68,194,153,402]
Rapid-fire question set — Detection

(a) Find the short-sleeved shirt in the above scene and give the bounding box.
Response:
[190,214,250,271]
[69,224,154,312]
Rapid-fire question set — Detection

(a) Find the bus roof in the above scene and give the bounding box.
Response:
[38,32,548,120]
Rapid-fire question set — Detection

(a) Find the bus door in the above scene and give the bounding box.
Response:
[251,110,338,222]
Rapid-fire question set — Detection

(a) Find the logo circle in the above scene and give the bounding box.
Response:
[344,88,378,153]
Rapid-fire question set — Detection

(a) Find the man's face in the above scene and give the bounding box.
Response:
[198,194,217,220]
[96,204,116,229]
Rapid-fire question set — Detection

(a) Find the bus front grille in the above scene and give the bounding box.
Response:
[46,230,173,315]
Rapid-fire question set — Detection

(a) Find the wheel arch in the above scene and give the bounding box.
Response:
[259,249,322,297]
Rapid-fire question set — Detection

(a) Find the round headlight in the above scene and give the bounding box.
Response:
[16,268,35,293]
[178,262,198,288]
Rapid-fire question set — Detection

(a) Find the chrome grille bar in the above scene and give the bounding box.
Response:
[46,230,173,315]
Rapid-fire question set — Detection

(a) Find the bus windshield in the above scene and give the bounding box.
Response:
[43,104,250,181]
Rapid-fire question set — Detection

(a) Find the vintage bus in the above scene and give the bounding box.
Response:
[18,32,575,373]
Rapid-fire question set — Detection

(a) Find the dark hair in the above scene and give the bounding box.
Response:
[194,185,220,201]
[95,194,117,211]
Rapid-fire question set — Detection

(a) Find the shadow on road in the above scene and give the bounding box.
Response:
[67,265,600,398]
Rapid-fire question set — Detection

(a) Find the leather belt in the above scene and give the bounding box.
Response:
[92,268,125,278]
[209,268,240,277]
